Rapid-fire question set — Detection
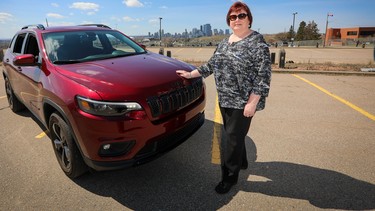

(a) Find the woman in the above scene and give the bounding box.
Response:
[176,2,271,194]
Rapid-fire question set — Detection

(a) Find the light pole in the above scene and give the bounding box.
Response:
[159,17,162,46]
[292,12,297,46]
[324,13,333,47]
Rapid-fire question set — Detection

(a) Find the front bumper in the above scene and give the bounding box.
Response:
[82,112,205,171]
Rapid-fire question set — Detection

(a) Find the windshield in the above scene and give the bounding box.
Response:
[43,30,146,64]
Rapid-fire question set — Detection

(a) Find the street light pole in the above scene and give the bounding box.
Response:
[324,13,333,47]
[292,12,297,47]
[159,17,162,46]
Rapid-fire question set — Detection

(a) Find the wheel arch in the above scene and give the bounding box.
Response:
[42,99,86,158]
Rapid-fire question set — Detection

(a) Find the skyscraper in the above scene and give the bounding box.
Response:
[202,24,212,36]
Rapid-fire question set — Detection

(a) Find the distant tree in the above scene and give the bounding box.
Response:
[295,21,306,41]
[305,21,321,40]
[295,20,321,41]
[275,32,289,42]
[266,37,276,44]
[287,25,295,41]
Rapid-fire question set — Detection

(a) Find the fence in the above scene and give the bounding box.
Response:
[293,37,375,48]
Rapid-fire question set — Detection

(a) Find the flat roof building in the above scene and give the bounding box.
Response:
[325,27,375,46]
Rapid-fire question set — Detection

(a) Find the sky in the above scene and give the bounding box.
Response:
[0,0,374,39]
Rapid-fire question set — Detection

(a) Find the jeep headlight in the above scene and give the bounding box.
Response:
[76,96,143,117]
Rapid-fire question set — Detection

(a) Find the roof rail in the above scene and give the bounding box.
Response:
[79,24,111,29]
[22,24,45,30]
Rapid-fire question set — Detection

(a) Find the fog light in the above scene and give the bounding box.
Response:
[103,144,111,150]
[99,141,135,157]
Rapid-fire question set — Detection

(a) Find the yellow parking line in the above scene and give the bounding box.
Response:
[292,74,375,121]
[176,48,184,53]
[211,95,221,165]
[0,96,6,99]
[35,131,47,139]
[196,48,202,53]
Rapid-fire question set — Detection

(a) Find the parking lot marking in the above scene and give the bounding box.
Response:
[211,95,221,165]
[0,96,6,99]
[35,131,47,139]
[176,48,184,53]
[293,74,375,121]
[196,48,202,53]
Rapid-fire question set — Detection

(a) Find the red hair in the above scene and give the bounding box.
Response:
[226,1,253,28]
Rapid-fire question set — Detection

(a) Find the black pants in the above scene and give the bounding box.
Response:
[220,107,253,181]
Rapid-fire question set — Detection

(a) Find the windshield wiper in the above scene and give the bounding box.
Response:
[111,52,145,58]
[53,60,82,64]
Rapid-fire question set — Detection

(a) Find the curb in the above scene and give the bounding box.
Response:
[273,69,375,76]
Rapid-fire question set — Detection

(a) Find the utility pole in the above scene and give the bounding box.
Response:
[292,12,297,47]
[324,13,333,47]
[159,17,162,46]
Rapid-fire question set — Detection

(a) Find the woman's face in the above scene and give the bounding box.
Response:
[229,9,250,31]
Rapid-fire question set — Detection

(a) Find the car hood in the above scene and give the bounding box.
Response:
[54,52,195,100]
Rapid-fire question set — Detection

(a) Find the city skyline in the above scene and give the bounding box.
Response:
[147,23,231,39]
[1,0,374,39]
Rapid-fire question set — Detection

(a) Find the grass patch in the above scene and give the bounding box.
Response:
[280,61,375,72]
[182,59,375,72]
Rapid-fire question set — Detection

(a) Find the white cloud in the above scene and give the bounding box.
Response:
[47,13,64,19]
[123,0,144,7]
[51,3,59,7]
[148,18,159,24]
[0,12,13,23]
[70,2,100,11]
[47,21,75,27]
[111,16,122,22]
[160,6,168,9]
[148,18,160,27]
[123,16,140,22]
[81,20,95,25]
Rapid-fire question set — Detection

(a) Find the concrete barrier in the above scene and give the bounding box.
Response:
[0,49,4,62]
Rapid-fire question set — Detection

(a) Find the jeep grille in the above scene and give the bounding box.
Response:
[147,79,203,118]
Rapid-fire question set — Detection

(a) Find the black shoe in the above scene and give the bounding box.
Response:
[215,181,237,194]
[241,160,248,170]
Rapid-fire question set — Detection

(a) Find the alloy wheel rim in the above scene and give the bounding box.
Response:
[5,80,13,108]
[52,121,71,172]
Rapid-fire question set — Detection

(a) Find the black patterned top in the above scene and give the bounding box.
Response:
[197,31,271,111]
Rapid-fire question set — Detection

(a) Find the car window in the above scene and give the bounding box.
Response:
[107,34,136,53]
[43,30,146,63]
[24,34,40,58]
[13,33,26,54]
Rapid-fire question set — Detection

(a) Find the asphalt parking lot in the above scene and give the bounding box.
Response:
[1,64,374,210]
[1,46,375,210]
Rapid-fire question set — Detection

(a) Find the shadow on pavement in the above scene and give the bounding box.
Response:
[3,107,48,132]
[243,162,375,210]
[73,120,375,210]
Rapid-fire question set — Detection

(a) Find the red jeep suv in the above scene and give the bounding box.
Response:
[2,24,205,178]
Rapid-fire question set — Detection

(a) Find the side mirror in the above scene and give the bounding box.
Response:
[138,43,146,50]
[13,54,37,66]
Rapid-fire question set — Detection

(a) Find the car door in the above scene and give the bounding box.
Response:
[8,32,43,116]
[4,33,26,98]
[20,33,44,116]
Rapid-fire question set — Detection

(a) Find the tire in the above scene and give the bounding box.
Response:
[49,113,88,178]
[4,76,25,112]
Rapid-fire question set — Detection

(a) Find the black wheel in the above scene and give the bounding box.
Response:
[4,76,25,112]
[49,113,87,178]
